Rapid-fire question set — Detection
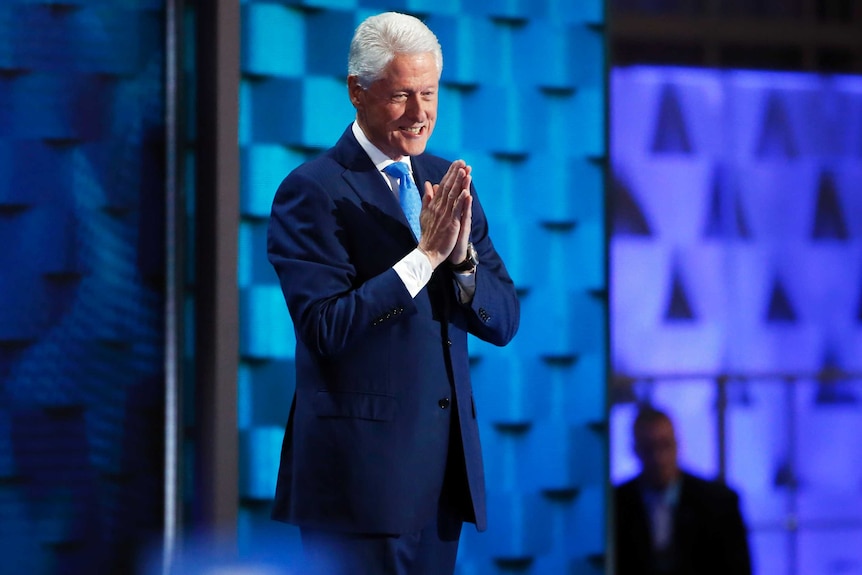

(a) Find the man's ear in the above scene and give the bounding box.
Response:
[347,76,363,108]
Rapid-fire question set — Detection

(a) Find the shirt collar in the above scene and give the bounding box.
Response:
[351,121,414,175]
[640,475,682,507]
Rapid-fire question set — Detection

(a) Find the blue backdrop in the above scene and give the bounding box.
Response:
[0,2,167,573]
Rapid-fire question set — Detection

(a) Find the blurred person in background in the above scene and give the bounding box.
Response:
[614,405,752,575]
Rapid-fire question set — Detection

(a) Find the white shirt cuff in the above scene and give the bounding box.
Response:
[393,248,434,298]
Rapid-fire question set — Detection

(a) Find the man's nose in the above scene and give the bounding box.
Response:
[405,95,427,120]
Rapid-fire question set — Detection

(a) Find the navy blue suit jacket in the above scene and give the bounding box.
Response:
[267,126,520,535]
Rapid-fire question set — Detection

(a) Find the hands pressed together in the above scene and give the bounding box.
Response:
[417,159,473,270]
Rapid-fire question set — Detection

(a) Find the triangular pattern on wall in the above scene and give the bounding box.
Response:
[663,262,696,322]
[703,165,751,239]
[765,276,797,323]
[726,378,753,406]
[772,458,796,488]
[612,169,653,236]
[811,170,848,240]
[734,197,752,240]
[815,382,859,405]
[650,83,693,154]
[755,92,798,159]
[814,347,858,405]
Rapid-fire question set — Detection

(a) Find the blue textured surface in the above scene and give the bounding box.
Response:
[0,1,167,573]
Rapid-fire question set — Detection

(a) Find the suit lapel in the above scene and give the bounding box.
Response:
[411,155,451,204]
[333,127,419,243]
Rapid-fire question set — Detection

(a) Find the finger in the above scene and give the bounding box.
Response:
[441,172,460,209]
[461,192,473,225]
[449,159,466,174]
[449,173,468,213]
[452,189,470,221]
[449,167,468,198]
[441,166,458,190]
[440,162,461,187]
[423,181,436,208]
[459,189,472,209]
[441,160,466,191]
[424,181,451,213]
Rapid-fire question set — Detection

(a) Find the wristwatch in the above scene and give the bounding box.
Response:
[449,242,478,273]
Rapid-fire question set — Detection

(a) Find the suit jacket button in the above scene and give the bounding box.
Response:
[438,398,450,409]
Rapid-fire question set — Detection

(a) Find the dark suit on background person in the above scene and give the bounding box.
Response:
[266,12,519,575]
[614,406,752,575]
[615,471,752,575]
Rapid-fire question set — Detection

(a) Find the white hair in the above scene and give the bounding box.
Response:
[348,12,443,87]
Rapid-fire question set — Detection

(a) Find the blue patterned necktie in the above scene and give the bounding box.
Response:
[384,161,422,241]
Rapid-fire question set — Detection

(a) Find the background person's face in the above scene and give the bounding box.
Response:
[634,418,679,489]
[350,52,439,159]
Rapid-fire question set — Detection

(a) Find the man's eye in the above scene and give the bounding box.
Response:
[392,94,408,102]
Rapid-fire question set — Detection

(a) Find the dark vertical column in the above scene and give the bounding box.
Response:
[716,375,728,482]
[194,0,240,540]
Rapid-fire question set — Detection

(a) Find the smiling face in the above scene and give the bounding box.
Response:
[349,52,439,160]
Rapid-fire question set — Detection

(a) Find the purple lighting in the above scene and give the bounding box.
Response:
[610,66,862,575]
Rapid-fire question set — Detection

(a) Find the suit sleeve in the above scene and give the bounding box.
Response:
[267,170,417,358]
[462,187,520,346]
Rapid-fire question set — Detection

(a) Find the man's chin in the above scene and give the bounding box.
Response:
[397,143,427,157]
[390,134,430,156]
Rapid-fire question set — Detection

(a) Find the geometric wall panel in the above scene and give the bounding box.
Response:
[0,2,167,573]
[611,66,862,575]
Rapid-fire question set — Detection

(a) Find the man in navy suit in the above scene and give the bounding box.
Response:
[266,11,520,574]
[614,406,752,575]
